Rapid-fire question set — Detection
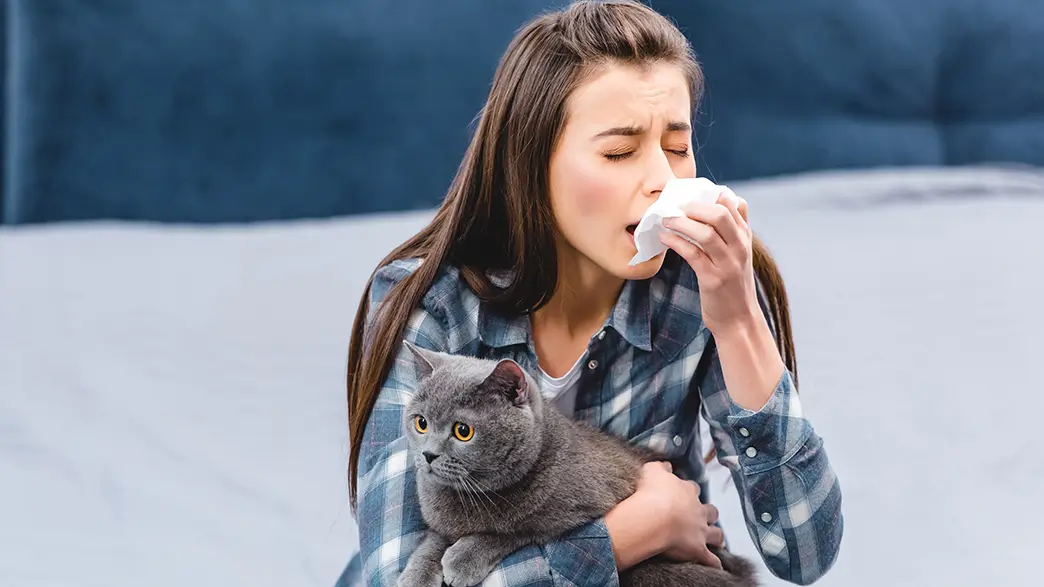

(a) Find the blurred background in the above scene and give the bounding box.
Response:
[2,1,1043,586]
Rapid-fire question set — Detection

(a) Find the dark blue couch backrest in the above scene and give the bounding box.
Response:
[3,0,1043,224]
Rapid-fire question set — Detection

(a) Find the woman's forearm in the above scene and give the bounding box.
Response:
[604,494,666,571]
[712,305,786,412]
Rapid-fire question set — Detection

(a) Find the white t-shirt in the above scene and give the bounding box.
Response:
[533,351,588,416]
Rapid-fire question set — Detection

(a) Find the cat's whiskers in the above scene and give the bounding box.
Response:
[444,469,472,511]
[452,482,469,512]
[455,474,478,511]
[459,474,498,522]
[456,475,485,518]
[458,462,501,473]
[443,462,477,511]
[451,456,511,507]
[462,474,498,515]
[463,473,511,508]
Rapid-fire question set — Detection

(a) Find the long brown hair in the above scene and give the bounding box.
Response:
[345,0,797,511]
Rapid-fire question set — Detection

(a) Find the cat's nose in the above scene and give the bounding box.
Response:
[422,451,439,464]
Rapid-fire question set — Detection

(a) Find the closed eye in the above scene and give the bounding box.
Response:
[604,148,689,162]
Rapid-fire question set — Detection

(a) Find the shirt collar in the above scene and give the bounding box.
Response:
[605,277,653,352]
[477,271,653,353]
[476,269,531,349]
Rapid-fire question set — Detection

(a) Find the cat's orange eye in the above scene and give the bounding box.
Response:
[413,415,428,434]
[453,422,474,442]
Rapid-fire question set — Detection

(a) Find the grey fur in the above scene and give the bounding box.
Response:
[397,341,758,587]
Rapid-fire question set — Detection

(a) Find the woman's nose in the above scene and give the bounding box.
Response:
[645,149,676,197]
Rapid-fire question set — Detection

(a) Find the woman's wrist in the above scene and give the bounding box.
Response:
[604,493,669,571]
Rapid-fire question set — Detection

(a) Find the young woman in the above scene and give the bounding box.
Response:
[340,2,843,585]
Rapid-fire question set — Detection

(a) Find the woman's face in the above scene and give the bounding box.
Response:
[548,61,697,282]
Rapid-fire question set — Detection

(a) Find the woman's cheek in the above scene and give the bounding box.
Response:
[563,162,622,219]
[549,153,626,253]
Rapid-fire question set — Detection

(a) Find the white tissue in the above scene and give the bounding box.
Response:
[629,177,737,266]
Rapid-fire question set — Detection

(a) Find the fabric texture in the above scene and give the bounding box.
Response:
[343,255,843,586]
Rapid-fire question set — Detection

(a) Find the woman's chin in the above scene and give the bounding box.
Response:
[619,253,665,280]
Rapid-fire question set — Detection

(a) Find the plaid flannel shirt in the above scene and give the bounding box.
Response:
[337,256,843,587]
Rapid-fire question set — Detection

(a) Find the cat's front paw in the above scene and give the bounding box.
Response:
[441,536,495,587]
[396,562,442,587]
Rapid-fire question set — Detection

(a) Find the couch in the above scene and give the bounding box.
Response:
[2,0,1042,224]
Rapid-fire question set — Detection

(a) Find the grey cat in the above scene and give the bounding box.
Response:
[396,341,758,587]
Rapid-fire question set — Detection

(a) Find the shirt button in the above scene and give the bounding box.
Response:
[587,360,598,370]
[761,512,773,523]
[745,446,758,458]
[739,427,750,437]
[672,435,683,447]
[597,330,606,340]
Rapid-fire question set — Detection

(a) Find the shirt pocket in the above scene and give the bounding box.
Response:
[629,413,690,461]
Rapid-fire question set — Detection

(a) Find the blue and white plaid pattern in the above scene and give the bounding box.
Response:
[338,257,843,587]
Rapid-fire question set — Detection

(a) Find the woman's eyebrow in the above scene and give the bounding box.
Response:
[592,120,691,139]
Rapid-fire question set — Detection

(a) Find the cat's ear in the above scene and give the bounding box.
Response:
[402,340,439,379]
[490,359,531,407]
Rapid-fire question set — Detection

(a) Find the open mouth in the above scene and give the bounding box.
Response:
[626,224,638,234]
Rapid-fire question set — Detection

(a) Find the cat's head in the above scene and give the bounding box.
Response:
[401,341,546,492]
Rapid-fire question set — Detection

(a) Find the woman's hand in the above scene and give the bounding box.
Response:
[606,461,724,571]
[638,461,725,568]
[659,191,758,336]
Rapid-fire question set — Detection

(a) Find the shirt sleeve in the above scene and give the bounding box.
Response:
[355,265,621,587]
[695,288,844,585]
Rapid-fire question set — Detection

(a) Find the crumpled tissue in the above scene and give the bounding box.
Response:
[629,177,738,266]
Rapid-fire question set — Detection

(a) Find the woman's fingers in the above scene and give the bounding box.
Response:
[737,196,750,227]
[695,545,724,570]
[659,231,715,273]
[704,503,719,525]
[705,524,726,549]
[681,199,744,246]
[718,192,750,236]
[662,216,727,263]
